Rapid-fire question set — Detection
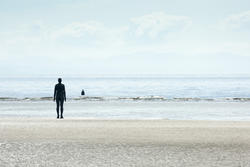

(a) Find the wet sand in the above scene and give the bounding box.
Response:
[1,118,250,166]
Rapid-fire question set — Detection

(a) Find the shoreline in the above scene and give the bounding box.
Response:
[1,96,250,102]
[1,101,250,120]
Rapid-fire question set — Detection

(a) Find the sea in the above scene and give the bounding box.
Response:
[1,75,250,100]
[1,75,250,120]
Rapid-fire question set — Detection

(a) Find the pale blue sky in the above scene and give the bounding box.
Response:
[1,0,250,76]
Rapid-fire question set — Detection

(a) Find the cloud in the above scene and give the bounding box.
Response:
[52,21,105,38]
[131,12,192,38]
[0,12,193,62]
[220,10,250,30]
[0,20,131,62]
[1,11,250,74]
[49,21,130,59]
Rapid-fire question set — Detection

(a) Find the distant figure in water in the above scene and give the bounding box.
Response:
[54,78,66,119]
[81,89,85,96]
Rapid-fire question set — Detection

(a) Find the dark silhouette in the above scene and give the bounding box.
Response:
[81,89,85,96]
[54,78,66,119]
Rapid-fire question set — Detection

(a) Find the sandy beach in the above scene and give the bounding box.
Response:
[1,118,250,166]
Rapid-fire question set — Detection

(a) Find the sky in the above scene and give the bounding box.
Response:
[0,0,250,76]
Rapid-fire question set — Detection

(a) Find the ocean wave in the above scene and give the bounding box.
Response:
[1,96,250,102]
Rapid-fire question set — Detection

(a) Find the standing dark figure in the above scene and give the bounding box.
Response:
[81,89,85,96]
[54,78,66,119]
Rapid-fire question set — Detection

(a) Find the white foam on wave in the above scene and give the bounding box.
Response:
[1,96,250,102]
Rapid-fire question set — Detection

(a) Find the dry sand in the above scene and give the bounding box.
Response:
[1,118,250,166]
